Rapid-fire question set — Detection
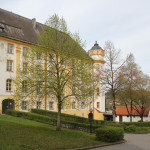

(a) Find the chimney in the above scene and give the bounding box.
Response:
[32,18,36,28]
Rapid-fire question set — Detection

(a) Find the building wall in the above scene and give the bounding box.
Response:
[0,37,105,120]
[116,115,149,122]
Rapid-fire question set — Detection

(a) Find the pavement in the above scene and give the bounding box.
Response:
[90,133,150,150]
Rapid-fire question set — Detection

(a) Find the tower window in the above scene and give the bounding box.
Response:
[97,102,100,108]
[96,87,100,96]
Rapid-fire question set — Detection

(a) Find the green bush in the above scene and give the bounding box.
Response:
[95,126,124,142]
[123,122,150,127]
[6,109,102,132]
[31,109,107,125]
[136,127,149,133]
[125,125,136,133]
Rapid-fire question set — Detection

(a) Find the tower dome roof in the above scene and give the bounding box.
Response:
[91,41,103,50]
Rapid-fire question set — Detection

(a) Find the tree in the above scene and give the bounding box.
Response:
[117,53,141,122]
[16,14,96,131]
[100,41,125,121]
[132,74,150,122]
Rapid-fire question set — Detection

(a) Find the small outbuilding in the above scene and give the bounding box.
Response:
[116,106,150,122]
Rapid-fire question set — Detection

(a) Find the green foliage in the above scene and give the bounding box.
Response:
[125,125,137,133]
[6,109,103,132]
[125,125,150,133]
[0,115,106,150]
[31,109,107,124]
[136,127,150,133]
[95,126,124,142]
[106,122,125,128]
[123,122,150,127]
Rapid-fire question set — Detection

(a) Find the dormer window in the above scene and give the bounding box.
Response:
[0,27,4,32]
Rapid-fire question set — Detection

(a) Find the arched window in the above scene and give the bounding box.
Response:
[6,79,12,91]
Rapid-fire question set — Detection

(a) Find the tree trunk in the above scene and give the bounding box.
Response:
[112,94,116,122]
[140,115,143,122]
[130,100,133,122]
[56,101,61,131]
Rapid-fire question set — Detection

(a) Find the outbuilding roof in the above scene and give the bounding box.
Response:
[116,106,150,116]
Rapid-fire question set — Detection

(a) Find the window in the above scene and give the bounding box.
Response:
[49,54,54,62]
[49,102,54,110]
[96,87,100,96]
[6,79,12,91]
[72,101,76,109]
[82,113,84,117]
[61,101,65,110]
[36,52,41,59]
[36,81,42,94]
[0,27,3,32]
[89,102,92,110]
[22,80,28,92]
[71,85,76,94]
[7,60,13,71]
[97,102,100,108]
[81,101,85,109]
[36,65,41,74]
[8,44,13,53]
[37,102,41,109]
[23,47,28,57]
[23,63,28,73]
[96,64,100,70]
[22,101,27,110]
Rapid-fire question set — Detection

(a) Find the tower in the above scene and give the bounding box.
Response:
[88,41,105,119]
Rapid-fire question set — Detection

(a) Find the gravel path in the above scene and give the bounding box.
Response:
[90,133,150,150]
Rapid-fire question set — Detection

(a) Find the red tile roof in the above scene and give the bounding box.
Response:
[116,106,150,116]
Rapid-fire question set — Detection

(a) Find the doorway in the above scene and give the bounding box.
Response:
[2,99,14,114]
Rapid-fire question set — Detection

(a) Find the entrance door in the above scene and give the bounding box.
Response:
[2,99,14,114]
[119,115,123,122]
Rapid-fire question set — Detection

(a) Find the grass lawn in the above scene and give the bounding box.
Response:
[0,115,105,150]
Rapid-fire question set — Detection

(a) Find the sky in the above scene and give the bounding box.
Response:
[1,0,150,75]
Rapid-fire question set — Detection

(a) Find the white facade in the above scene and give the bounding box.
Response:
[88,42,105,113]
[116,115,149,122]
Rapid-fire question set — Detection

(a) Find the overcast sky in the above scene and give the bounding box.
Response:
[1,0,150,75]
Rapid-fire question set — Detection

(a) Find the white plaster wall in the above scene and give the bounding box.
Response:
[148,111,150,121]
[0,40,16,97]
[90,55,104,61]
[116,115,149,122]
[91,54,105,113]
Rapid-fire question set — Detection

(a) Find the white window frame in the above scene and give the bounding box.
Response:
[8,43,13,54]
[7,60,13,71]
[6,79,12,91]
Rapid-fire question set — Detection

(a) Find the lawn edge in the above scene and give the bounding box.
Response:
[71,139,127,150]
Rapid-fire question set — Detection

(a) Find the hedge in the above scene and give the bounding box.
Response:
[6,109,102,132]
[125,125,137,133]
[95,126,124,142]
[122,122,150,127]
[31,109,108,125]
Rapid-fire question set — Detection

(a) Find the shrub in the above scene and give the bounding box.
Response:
[95,126,124,142]
[31,109,107,125]
[123,122,150,127]
[136,127,149,133]
[6,109,102,132]
[125,125,136,132]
